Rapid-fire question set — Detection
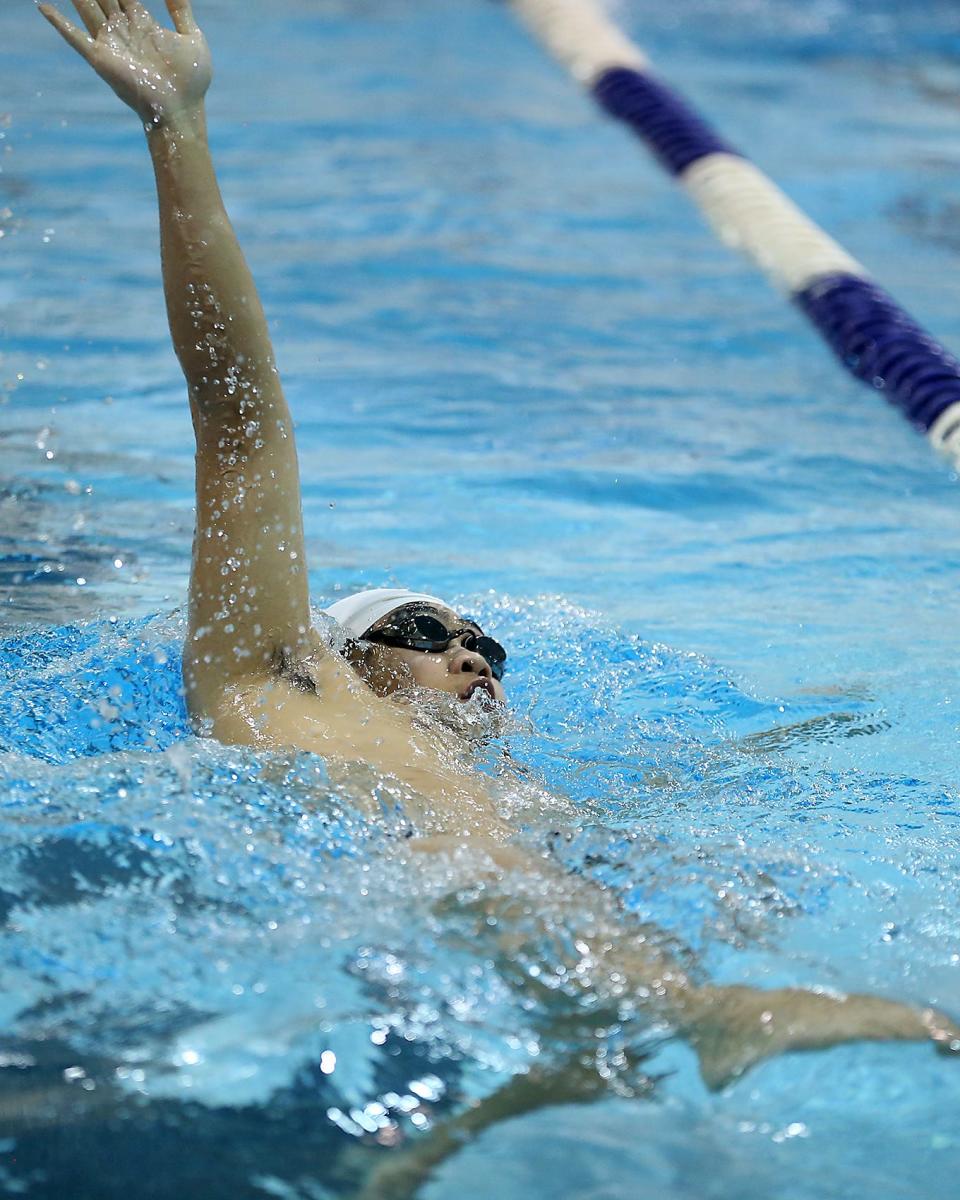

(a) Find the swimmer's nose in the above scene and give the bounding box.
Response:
[450,647,492,679]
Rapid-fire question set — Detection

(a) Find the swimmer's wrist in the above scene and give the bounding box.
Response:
[143,104,208,145]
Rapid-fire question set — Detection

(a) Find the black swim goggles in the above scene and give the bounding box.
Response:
[365,608,507,681]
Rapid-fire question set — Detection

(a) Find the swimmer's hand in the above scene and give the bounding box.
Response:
[39,0,210,129]
[685,985,960,1090]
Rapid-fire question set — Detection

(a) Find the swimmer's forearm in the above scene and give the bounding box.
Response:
[680,983,958,1088]
[40,2,274,413]
[146,109,282,413]
[407,833,694,1005]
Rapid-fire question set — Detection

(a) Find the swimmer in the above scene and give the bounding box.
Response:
[40,0,959,1118]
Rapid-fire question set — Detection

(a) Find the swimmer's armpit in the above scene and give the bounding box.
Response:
[40,0,316,715]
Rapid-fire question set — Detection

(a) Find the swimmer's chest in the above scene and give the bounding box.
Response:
[210,656,500,830]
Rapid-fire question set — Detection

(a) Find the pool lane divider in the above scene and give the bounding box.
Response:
[507,0,960,464]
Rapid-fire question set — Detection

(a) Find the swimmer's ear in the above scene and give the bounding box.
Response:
[342,637,374,677]
[345,641,408,696]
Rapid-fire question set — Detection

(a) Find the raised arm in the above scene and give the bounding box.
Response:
[40,0,313,719]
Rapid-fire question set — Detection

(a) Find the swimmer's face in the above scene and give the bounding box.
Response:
[353,605,507,705]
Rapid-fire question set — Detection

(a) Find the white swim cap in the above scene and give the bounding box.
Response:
[323,588,450,640]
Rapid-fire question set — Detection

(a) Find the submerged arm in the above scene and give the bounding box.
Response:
[41,0,313,719]
[410,834,960,1090]
[334,834,959,1200]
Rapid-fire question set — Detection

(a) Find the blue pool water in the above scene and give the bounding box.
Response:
[2,0,960,1196]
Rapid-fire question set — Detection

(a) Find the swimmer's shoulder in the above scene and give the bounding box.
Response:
[198,643,382,751]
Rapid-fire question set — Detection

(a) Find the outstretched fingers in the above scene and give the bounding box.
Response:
[923,1008,960,1055]
[37,5,95,58]
[71,0,106,36]
[165,0,197,35]
[118,0,153,29]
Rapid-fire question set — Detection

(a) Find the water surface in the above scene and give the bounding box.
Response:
[1,1,960,1196]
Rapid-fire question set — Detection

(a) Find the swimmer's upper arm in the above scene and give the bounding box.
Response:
[185,376,311,716]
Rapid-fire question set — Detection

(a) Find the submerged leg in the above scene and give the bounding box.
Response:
[349,1050,643,1200]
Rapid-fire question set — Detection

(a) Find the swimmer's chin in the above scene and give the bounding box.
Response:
[391,683,511,745]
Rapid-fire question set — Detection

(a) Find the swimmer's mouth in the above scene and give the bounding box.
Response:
[461,678,497,703]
